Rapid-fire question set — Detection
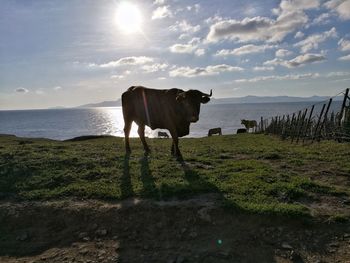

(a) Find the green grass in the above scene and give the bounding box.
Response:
[1,134,349,218]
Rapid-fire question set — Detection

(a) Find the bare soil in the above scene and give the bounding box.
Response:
[1,194,350,263]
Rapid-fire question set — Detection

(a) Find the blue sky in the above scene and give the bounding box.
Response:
[1,0,350,109]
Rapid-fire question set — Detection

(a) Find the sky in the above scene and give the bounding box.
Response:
[1,0,350,110]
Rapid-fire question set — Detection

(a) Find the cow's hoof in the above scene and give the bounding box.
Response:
[144,149,151,156]
[175,155,183,162]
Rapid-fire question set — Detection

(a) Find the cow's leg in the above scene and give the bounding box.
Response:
[171,142,175,155]
[124,120,132,154]
[169,131,182,160]
[138,124,150,154]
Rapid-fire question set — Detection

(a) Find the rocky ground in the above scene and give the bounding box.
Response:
[1,194,350,263]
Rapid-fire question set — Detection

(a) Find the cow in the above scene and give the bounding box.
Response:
[122,86,212,159]
[241,119,257,132]
[158,131,169,138]
[236,128,247,134]
[208,127,222,136]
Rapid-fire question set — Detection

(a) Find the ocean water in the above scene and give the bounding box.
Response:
[0,102,342,140]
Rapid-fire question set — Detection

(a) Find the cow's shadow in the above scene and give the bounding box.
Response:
[176,159,221,197]
[121,154,134,198]
[121,154,157,199]
[139,156,157,197]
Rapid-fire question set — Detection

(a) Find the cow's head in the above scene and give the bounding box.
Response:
[176,89,212,122]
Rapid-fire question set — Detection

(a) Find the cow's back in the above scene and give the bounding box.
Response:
[122,86,186,130]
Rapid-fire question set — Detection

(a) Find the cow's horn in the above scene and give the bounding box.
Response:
[202,89,212,97]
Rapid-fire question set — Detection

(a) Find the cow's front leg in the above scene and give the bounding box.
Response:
[170,131,182,160]
[138,124,151,155]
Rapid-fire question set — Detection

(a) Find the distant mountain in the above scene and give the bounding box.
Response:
[77,99,122,108]
[48,106,67,109]
[212,95,343,104]
[76,95,342,108]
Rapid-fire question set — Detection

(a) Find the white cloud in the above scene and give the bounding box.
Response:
[195,48,205,56]
[53,86,62,91]
[206,0,318,43]
[311,13,331,25]
[253,66,274,71]
[169,64,243,78]
[275,49,293,57]
[326,71,350,77]
[294,31,304,39]
[278,0,319,13]
[205,15,223,25]
[110,74,125,79]
[35,89,45,95]
[338,54,350,60]
[235,73,321,83]
[215,44,275,56]
[294,27,337,53]
[338,38,350,51]
[15,87,29,93]
[91,56,154,68]
[152,6,172,20]
[264,53,326,68]
[186,4,200,13]
[188,37,201,45]
[153,0,166,5]
[235,71,350,83]
[169,20,201,34]
[324,0,350,20]
[142,63,169,73]
[169,44,196,54]
[169,37,204,56]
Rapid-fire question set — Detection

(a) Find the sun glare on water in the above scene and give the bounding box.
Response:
[115,2,143,34]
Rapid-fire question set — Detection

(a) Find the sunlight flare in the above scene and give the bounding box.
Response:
[115,2,143,34]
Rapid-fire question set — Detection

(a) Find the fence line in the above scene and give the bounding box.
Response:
[255,88,350,143]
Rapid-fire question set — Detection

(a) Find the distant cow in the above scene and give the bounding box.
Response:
[158,131,169,138]
[208,128,222,136]
[237,128,247,134]
[122,86,212,158]
[241,119,257,132]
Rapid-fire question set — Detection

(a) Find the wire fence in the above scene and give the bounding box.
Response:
[255,88,350,143]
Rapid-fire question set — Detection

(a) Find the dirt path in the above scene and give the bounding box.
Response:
[1,195,350,263]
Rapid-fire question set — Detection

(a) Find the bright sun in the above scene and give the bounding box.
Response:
[115,2,143,34]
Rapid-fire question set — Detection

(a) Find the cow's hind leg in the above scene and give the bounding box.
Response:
[171,142,175,155]
[124,119,132,154]
[138,124,151,154]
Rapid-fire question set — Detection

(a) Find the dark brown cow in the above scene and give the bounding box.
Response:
[122,86,212,158]
[208,127,222,136]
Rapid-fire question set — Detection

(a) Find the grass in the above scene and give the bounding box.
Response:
[0,134,349,218]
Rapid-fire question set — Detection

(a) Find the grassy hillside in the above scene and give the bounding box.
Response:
[1,134,349,218]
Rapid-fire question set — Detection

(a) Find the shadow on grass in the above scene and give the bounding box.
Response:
[139,156,157,198]
[120,154,134,199]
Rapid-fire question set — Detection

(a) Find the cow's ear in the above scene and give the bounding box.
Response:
[201,96,210,104]
[176,92,186,102]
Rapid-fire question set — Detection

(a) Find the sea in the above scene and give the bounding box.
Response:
[0,101,342,140]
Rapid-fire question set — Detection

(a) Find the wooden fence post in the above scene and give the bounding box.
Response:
[291,111,301,142]
[317,98,333,141]
[312,104,326,142]
[296,108,308,143]
[302,105,314,143]
[338,88,350,126]
[312,103,326,142]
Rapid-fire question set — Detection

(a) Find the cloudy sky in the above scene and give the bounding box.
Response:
[1,0,350,109]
